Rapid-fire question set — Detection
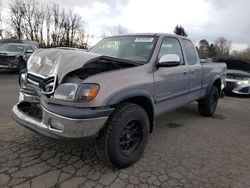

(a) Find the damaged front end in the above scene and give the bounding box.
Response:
[12,49,138,139]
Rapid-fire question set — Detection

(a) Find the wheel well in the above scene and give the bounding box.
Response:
[213,79,221,96]
[116,96,155,133]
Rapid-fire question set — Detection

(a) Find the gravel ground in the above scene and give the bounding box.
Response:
[0,70,250,188]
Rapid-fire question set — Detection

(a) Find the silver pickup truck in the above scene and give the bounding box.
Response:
[12,33,227,168]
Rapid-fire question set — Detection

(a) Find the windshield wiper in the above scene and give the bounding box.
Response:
[102,56,144,66]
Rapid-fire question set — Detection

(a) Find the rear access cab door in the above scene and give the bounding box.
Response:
[182,39,203,101]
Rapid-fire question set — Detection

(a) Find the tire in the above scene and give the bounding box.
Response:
[198,86,219,117]
[95,103,149,169]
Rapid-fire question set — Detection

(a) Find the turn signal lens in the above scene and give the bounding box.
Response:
[86,85,99,101]
[77,84,99,102]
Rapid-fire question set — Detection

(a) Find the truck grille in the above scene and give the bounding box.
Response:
[0,55,9,65]
[27,73,57,94]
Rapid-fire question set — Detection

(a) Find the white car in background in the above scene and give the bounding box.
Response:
[226,70,250,95]
[220,60,250,95]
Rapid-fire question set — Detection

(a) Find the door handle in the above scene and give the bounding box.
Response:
[183,71,188,75]
[189,69,194,73]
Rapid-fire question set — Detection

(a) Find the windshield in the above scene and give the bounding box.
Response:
[0,43,25,53]
[90,36,157,64]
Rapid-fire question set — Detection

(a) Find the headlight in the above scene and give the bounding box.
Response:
[9,56,21,61]
[221,80,225,89]
[54,83,79,101]
[237,80,249,85]
[53,83,99,102]
[76,84,99,102]
[19,72,27,88]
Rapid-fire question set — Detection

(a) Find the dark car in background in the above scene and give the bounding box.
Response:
[216,59,250,95]
[0,42,37,73]
[0,38,38,47]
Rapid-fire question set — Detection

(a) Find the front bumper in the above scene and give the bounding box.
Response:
[225,79,250,95]
[0,61,19,69]
[11,91,113,139]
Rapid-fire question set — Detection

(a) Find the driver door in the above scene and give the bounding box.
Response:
[154,37,190,114]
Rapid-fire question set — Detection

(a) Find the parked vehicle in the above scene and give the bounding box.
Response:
[12,33,227,168]
[0,43,37,73]
[0,38,39,47]
[216,60,250,95]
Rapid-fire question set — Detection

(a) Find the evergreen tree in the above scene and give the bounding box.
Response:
[173,25,188,37]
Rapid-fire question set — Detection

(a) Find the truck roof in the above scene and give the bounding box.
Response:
[106,33,188,39]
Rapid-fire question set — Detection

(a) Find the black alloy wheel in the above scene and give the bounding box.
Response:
[119,120,143,155]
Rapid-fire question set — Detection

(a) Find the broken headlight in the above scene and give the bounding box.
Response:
[53,83,79,101]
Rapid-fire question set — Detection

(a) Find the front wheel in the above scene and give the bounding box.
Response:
[95,103,149,169]
[198,86,219,117]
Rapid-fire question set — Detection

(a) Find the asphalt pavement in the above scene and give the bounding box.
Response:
[0,70,250,188]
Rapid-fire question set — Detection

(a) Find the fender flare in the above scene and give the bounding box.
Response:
[206,75,221,97]
[107,88,155,133]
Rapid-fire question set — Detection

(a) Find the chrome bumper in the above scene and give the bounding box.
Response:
[0,63,18,69]
[11,92,109,139]
[0,65,10,68]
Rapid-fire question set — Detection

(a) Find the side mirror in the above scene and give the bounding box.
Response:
[26,49,34,54]
[158,54,181,67]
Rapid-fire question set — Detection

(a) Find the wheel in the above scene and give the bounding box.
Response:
[95,103,149,169]
[198,86,219,117]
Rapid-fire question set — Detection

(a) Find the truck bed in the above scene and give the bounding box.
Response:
[201,62,227,98]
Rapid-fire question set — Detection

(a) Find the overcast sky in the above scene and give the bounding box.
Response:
[1,0,249,50]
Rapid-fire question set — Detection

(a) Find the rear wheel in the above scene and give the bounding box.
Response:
[95,103,149,168]
[198,86,219,117]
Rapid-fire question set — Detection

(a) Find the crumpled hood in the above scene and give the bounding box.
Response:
[28,48,101,82]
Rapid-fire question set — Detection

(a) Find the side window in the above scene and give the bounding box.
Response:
[26,46,34,53]
[31,46,37,51]
[182,39,198,65]
[158,37,184,65]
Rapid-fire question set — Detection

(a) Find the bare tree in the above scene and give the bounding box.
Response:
[102,24,128,37]
[74,29,89,48]
[21,0,36,40]
[9,0,25,39]
[8,0,87,47]
[198,39,210,59]
[214,37,231,57]
[69,12,81,46]
[45,4,52,46]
